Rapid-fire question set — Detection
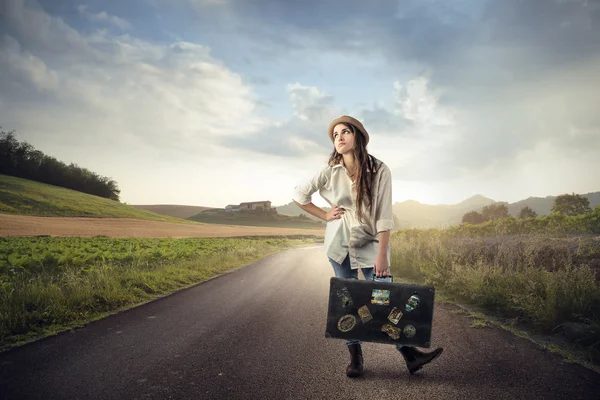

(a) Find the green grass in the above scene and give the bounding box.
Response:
[0,174,196,223]
[471,319,490,328]
[0,236,321,350]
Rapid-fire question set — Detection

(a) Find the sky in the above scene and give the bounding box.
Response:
[1,0,599,208]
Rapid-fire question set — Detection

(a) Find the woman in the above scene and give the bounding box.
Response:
[292,115,443,377]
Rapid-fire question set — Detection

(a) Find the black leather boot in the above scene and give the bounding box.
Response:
[399,346,443,374]
[346,343,364,377]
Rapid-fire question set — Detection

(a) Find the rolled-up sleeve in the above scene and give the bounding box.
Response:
[292,165,329,206]
[375,164,395,233]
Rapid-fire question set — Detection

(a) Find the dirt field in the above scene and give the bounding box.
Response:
[0,214,325,238]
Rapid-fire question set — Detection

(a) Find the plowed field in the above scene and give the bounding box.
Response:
[0,214,325,238]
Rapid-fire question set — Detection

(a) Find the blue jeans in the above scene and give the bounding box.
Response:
[329,254,406,351]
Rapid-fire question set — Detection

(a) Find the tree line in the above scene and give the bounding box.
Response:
[0,128,121,201]
[462,193,593,225]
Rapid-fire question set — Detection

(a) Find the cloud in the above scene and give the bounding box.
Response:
[77,5,133,31]
[0,0,286,206]
[0,0,98,62]
[359,105,412,139]
[372,0,600,181]
[393,77,454,127]
[0,34,59,93]
[189,0,600,184]
[188,0,229,6]
[1,0,598,206]
[216,83,341,157]
[0,0,265,159]
[287,83,334,120]
[215,74,460,164]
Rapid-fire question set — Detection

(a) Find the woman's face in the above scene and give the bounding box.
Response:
[332,123,355,154]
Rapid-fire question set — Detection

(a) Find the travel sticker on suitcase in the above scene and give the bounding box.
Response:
[403,325,417,338]
[388,307,403,325]
[337,287,354,307]
[357,305,373,323]
[337,314,357,332]
[405,294,420,312]
[382,324,401,340]
[371,289,390,306]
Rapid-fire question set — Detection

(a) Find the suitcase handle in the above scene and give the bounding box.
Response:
[372,275,393,282]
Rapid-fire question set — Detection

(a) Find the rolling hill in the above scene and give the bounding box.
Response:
[274,197,494,228]
[188,208,325,229]
[131,204,215,219]
[0,174,195,223]
[507,192,600,217]
[0,175,322,230]
[393,193,600,228]
[12,167,593,230]
[392,195,497,228]
[275,192,600,229]
[275,202,331,222]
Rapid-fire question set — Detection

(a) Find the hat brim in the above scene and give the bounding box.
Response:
[328,116,369,145]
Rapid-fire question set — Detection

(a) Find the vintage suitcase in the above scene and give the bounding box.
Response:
[325,276,436,347]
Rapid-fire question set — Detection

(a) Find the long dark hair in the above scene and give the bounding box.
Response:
[328,122,379,224]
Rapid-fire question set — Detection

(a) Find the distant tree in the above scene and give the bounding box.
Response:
[481,203,509,221]
[462,211,486,225]
[518,206,538,219]
[551,193,592,216]
[0,128,18,174]
[0,127,121,201]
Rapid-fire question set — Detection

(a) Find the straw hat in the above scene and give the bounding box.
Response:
[327,115,369,145]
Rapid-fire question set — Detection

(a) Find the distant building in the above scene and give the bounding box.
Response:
[225,201,272,212]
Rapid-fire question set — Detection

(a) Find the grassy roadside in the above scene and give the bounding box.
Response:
[388,231,600,370]
[0,235,321,351]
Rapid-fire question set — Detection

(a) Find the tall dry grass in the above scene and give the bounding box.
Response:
[390,231,600,361]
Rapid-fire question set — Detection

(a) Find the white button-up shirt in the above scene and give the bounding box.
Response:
[293,158,395,269]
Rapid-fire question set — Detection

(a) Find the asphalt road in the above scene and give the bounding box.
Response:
[1,246,599,400]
